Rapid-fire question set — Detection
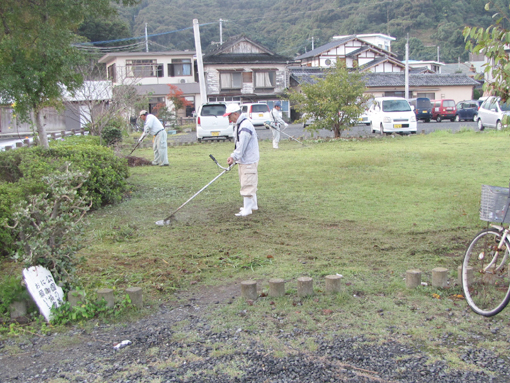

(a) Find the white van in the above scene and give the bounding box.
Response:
[369,97,417,134]
[196,103,234,142]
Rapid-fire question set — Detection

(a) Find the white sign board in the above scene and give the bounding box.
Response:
[23,266,64,322]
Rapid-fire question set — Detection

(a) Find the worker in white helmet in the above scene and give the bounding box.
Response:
[138,110,169,166]
[270,101,288,149]
[224,103,259,216]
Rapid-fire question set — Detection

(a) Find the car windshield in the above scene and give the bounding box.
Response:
[252,105,269,113]
[417,99,431,108]
[500,101,510,112]
[201,105,225,117]
[443,100,455,107]
[381,100,411,112]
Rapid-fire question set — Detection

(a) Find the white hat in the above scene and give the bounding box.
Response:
[139,110,148,116]
[223,104,241,117]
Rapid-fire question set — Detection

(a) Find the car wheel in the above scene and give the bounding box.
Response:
[436,116,442,122]
[473,114,478,122]
[455,115,460,122]
[198,138,202,143]
[380,124,385,135]
[425,119,430,123]
[477,118,485,131]
[497,120,503,130]
[450,118,455,122]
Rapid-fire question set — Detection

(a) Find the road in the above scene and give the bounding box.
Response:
[169,119,479,143]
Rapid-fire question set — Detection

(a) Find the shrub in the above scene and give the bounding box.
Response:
[101,126,123,147]
[7,167,91,288]
[0,141,129,259]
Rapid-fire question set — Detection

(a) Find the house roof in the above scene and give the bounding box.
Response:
[289,67,480,87]
[295,36,355,60]
[358,56,404,71]
[98,51,196,63]
[363,73,480,87]
[295,35,397,61]
[62,81,113,102]
[134,83,200,96]
[206,35,273,56]
[203,53,292,65]
[203,35,293,64]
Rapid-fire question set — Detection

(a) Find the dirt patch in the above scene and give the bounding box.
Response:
[126,156,152,167]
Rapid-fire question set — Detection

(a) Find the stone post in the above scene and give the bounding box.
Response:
[268,278,285,297]
[297,277,313,297]
[68,290,86,308]
[458,265,473,286]
[406,269,422,288]
[126,287,143,309]
[432,267,449,288]
[97,288,114,308]
[9,301,27,319]
[241,280,257,300]
[325,275,342,293]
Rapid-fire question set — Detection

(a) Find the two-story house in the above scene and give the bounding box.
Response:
[203,35,293,118]
[295,34,404,73]
[98,51,200,118]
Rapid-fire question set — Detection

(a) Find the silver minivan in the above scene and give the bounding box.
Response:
[477,96,510,131]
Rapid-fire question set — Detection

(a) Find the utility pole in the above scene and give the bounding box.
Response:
[437,46,440,62]
[311,36,314,50]
[193,19,207,104]
[219,19,227,45]
[405,33,409,100]
[145,23,148,52]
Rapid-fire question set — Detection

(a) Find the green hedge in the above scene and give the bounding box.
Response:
[0,141,129,257]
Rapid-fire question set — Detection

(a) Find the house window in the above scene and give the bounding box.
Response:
[148,97,166,115]
[168,59,192,76]
[107,64,116,82]
[254,71,275,89]
[417,92,435,99]
[126,59,162,78]
[220,72,242,90]
[384,91,405,97]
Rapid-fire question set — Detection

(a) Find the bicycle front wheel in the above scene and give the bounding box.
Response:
[462,228,510,316]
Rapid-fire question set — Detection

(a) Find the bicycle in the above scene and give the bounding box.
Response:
[462,184,510,316]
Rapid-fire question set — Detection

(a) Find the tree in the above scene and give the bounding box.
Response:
[287,62,369,138]
[0,0,138,148]
[464,1,510,99]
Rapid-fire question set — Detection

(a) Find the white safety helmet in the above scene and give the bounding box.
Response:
[223,104,241,117]
[139,110,148,117]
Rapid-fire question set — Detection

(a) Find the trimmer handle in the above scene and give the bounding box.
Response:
[210,154,234,171]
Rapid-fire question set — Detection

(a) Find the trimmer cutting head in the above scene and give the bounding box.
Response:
[155,218,172,226]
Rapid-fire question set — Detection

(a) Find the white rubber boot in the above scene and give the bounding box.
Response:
[252,194,258,210]
[235,197,253,216]
[273,140,278,149]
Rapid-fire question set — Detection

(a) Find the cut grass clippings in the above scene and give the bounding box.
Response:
[2,128,510,373]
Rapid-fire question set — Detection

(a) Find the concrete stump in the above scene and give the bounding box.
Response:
[15,142,22,148]
[297,277,314,297]
[5,146,11,151]
[126,287,143,309]
[61,131,66,138]
[325,275,342,293]
[51,133,57,140]
[97,288,115,308]
[406,269,422,288]
[458,265,473,286]
[241,280,258,300]
[268,278,285,297]
[432,267,449,288]
[23,139,30,147]
[9,301,27,319]
[68,290,86,308]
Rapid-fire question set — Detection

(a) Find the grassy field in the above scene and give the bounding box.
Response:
[3,128,510,370]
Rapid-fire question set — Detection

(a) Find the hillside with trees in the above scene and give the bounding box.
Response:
[95,0,510,63]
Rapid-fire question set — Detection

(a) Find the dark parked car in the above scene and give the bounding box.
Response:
[455,100,479,122]
[408,97,432,122]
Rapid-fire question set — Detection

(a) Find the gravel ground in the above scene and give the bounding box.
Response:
[1,283,507,383]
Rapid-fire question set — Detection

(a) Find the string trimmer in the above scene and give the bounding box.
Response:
[263,121,308,147]
[155,155,236,226]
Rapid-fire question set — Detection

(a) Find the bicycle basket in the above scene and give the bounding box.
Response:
[480,185,510,223]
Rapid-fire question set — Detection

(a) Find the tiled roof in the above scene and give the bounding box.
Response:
[203,53,293,64]
[289,68,480,87]
[364,73,480,87]
[346,46,370,57]
[295,36,355,60]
